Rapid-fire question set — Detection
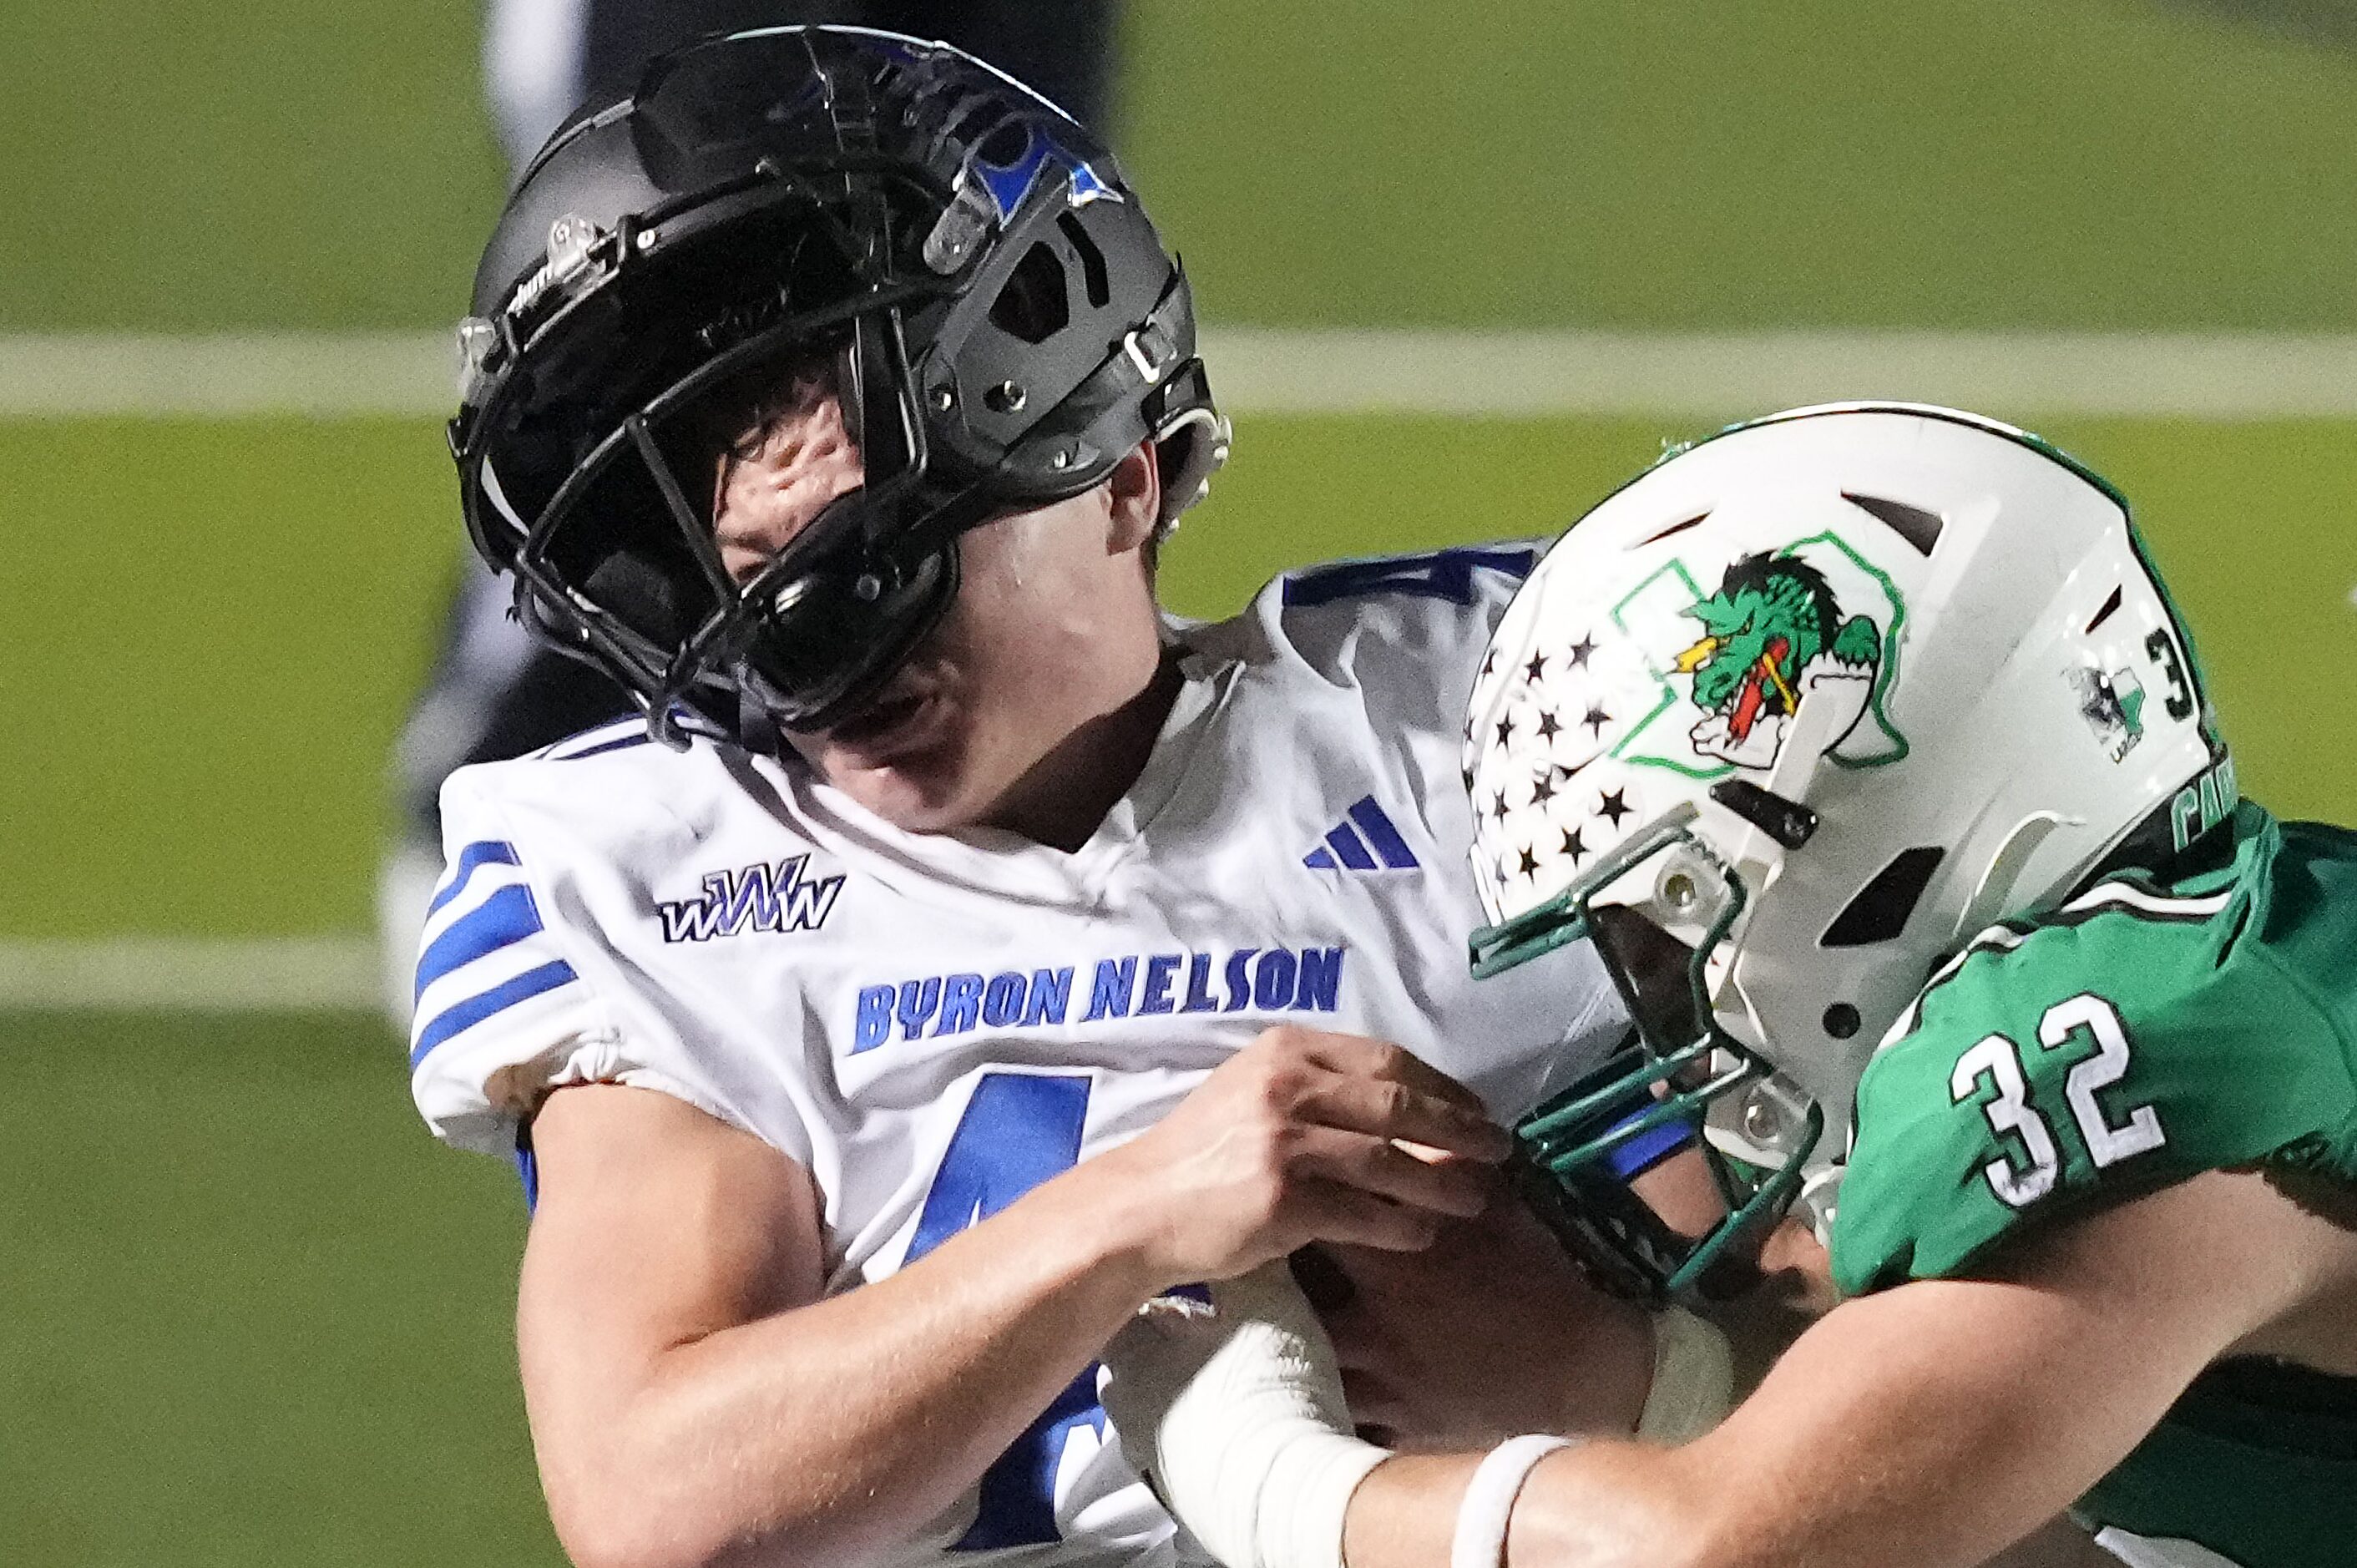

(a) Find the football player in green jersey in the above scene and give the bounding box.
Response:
[1101,404,2356,1568]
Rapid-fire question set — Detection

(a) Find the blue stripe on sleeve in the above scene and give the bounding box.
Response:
[556,732,651,761]
[426,840,521,919]
[410,959,579,1068]
[414,883,546,1003]
[1601,1107,1701,1182]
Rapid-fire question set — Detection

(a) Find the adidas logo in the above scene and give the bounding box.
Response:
[1303,796,1421,872]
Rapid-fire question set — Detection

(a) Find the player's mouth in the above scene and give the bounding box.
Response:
[821,680,950,761]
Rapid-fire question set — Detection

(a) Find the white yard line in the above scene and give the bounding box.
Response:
[0,937,382,1012]
[8,328,2357,420]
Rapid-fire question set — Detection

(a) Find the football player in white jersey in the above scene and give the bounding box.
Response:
[415,28,1642,1568]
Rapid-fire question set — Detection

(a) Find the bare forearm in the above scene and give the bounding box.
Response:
[524,1031,1511,1568]
[1345,1452,2112,1568]
[1345,1447,1705,1568]
[534,1158,1163,1568]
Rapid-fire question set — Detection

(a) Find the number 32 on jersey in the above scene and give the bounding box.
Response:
[1948,994,2168,1209]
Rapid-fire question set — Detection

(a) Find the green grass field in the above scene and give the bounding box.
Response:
[0,1011,558,1565]
[7,0,2357,1560]
[6,410,2350,942]
[11,0,2357,331]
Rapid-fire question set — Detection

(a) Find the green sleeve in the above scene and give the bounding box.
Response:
[1829,872,2355,1296]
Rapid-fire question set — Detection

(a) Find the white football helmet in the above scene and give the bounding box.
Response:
[1466,404,2234,1296]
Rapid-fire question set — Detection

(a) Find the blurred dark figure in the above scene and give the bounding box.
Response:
[492,0,1121,163]
[380,1,1125,1018]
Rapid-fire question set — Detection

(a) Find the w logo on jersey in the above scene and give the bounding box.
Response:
[657,856,845,943]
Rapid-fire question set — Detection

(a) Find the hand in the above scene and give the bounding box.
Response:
[1090,1025,1512,1293]
[1305,1177,1655,1449]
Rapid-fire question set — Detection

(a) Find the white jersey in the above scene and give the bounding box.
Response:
[409,545,1625,1567]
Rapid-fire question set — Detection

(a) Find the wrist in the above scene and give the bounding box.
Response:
[1450,1436,1576,1568]
[1035,1137,1185,1301]
[1634,1307,1734,1444]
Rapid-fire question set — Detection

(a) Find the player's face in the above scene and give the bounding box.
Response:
[708,381,1165,839]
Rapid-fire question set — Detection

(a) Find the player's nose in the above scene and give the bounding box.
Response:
[712,413,867,574]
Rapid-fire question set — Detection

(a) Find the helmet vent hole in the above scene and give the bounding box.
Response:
[1823,1003,1862,1039]
[2084,584,2124,635]
[1637,512,1711,549]
[1839,493,1944,557]
[977,119,1031,167]
[1058,212,1111,307]
[1819,846,1945,948]
[989,242,1070,344]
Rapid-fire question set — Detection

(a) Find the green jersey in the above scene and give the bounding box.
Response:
[1828,805,2357,1568]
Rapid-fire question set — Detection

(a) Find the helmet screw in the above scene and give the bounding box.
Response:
[1050,447,1072,470]
[852,573,883,603]
[1742,1090,1781,1144]
[985,380,1027,413]
[1823,1003,1861,1039]
[930,387,956,411]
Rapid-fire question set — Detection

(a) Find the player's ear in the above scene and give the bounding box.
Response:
[1104,442,1161,559]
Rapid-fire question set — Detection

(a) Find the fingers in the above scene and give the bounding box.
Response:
[1289,1176,1449,1252]
[1294,1125,1494,1221]
[1291,1075,1508,1164]
[1296,1029,1492,1116]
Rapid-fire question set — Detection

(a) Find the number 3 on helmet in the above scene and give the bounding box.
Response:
[1465,403,2229,1297]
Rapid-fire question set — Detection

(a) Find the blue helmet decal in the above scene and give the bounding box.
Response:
[974,125,1055,218]
[972,124,1123,220]
[1065,156,1118,209]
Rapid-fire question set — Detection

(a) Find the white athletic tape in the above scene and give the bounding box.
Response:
[1100,1262,1386,1568]
[1634,1305,1735,1445]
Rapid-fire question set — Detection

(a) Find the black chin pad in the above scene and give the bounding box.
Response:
[583,552,695,646]
[742,543,958,730]
[1589,903,1707,1055]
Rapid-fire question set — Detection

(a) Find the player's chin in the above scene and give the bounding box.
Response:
[810,723,983,829]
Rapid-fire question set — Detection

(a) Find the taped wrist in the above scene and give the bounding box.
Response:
[1100,1260,1386,1568]
[1634,1304,1734,1445]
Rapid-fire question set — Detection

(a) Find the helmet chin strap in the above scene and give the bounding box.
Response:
[736,682,782,758]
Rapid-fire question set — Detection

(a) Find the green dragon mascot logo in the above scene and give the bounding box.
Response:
[1612,533,1909,777]
[1677,553,1884,769]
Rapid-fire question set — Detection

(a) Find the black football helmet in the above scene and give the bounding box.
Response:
[449,26,1227,744]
